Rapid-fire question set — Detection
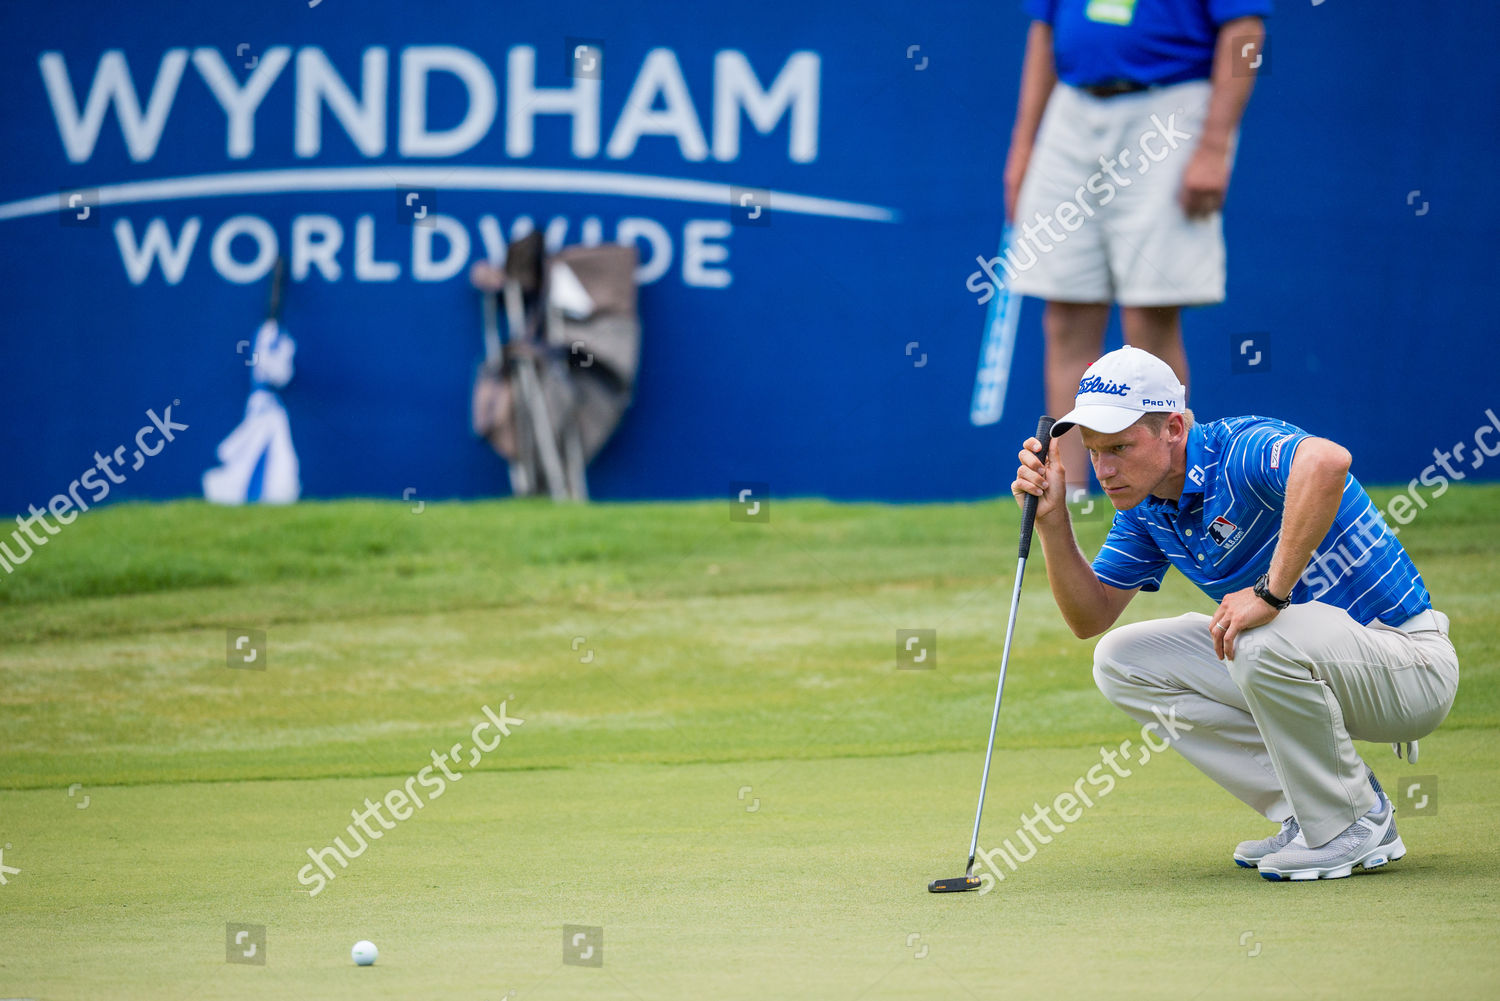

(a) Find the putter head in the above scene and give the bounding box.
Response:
[928,875,982,893]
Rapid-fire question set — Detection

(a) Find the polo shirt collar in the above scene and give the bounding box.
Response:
[1180,423,1210,500]
[1141,423,1209,514]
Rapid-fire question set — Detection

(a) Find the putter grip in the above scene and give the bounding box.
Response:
[1018,416,1056,559]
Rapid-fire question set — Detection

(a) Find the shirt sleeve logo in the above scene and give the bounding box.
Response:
[1269,435,1293,470]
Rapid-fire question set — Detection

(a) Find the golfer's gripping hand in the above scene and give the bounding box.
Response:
[1013,436,1068,527]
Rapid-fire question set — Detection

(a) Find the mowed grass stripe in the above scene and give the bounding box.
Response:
[2,488,1496,791]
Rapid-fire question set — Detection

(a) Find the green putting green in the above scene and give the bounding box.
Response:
[2,491,1496,999]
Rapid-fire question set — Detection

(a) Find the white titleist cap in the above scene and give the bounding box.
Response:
[1052,346,1187,436]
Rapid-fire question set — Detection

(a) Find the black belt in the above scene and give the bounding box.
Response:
[1080,80,1150,99]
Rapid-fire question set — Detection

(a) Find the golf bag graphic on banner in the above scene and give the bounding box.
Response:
[204,257,302,505]
[470,233,641,501]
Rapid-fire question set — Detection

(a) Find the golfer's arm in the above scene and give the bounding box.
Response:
[1036,520,1137,639]
[1201,16,1263,154]
[1265,438,1352,598]
[1012,22,1057,150]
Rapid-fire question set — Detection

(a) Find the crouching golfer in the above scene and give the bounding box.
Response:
[1013,345,1458,880]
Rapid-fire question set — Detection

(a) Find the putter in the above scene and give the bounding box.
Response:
[930,415,1055,893]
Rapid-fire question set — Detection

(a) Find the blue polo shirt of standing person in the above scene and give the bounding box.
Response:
[1092,416,1432,627]
[1024,0,1274,87]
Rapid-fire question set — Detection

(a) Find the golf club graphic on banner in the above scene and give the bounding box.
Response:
[970,225,1021,427]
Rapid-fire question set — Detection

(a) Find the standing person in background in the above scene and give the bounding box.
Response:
[1002,0,1268,498]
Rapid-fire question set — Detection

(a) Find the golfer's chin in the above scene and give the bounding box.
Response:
[1102,486,1142,509]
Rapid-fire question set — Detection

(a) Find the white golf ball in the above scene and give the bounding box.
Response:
[351,940,378,966]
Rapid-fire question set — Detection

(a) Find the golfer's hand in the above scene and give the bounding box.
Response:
[1013,436,1067,527]
[1209,587,1278,660]
[1179,143,1231,219]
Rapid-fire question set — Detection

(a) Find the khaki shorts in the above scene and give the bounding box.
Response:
[1008,80,1228,307]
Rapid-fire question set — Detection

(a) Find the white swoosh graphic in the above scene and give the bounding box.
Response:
[0,166,900,223]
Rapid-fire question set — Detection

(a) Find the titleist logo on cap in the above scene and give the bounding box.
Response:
[1078,375,1131,397]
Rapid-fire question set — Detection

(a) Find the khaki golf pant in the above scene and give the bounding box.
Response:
[1092,603,1459,846]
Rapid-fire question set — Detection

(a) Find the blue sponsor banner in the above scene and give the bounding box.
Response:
[1,0,1497,515]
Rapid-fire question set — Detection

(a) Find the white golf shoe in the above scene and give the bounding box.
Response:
[1259,776,1404,882]
[1233,817,1300,868]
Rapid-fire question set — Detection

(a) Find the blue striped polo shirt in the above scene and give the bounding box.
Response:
[1092,416,1431,626]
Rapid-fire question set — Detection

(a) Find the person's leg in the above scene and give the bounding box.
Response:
[1092,612,1289,820]
[1227,602,1459,847]
[1044,301,1110,493]
[1121,305,1189,392]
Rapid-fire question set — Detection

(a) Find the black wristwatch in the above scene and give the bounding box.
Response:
[1254,573,1292,611]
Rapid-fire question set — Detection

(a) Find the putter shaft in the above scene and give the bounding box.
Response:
[965,555,1029,869]
[933,415,1054,894]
